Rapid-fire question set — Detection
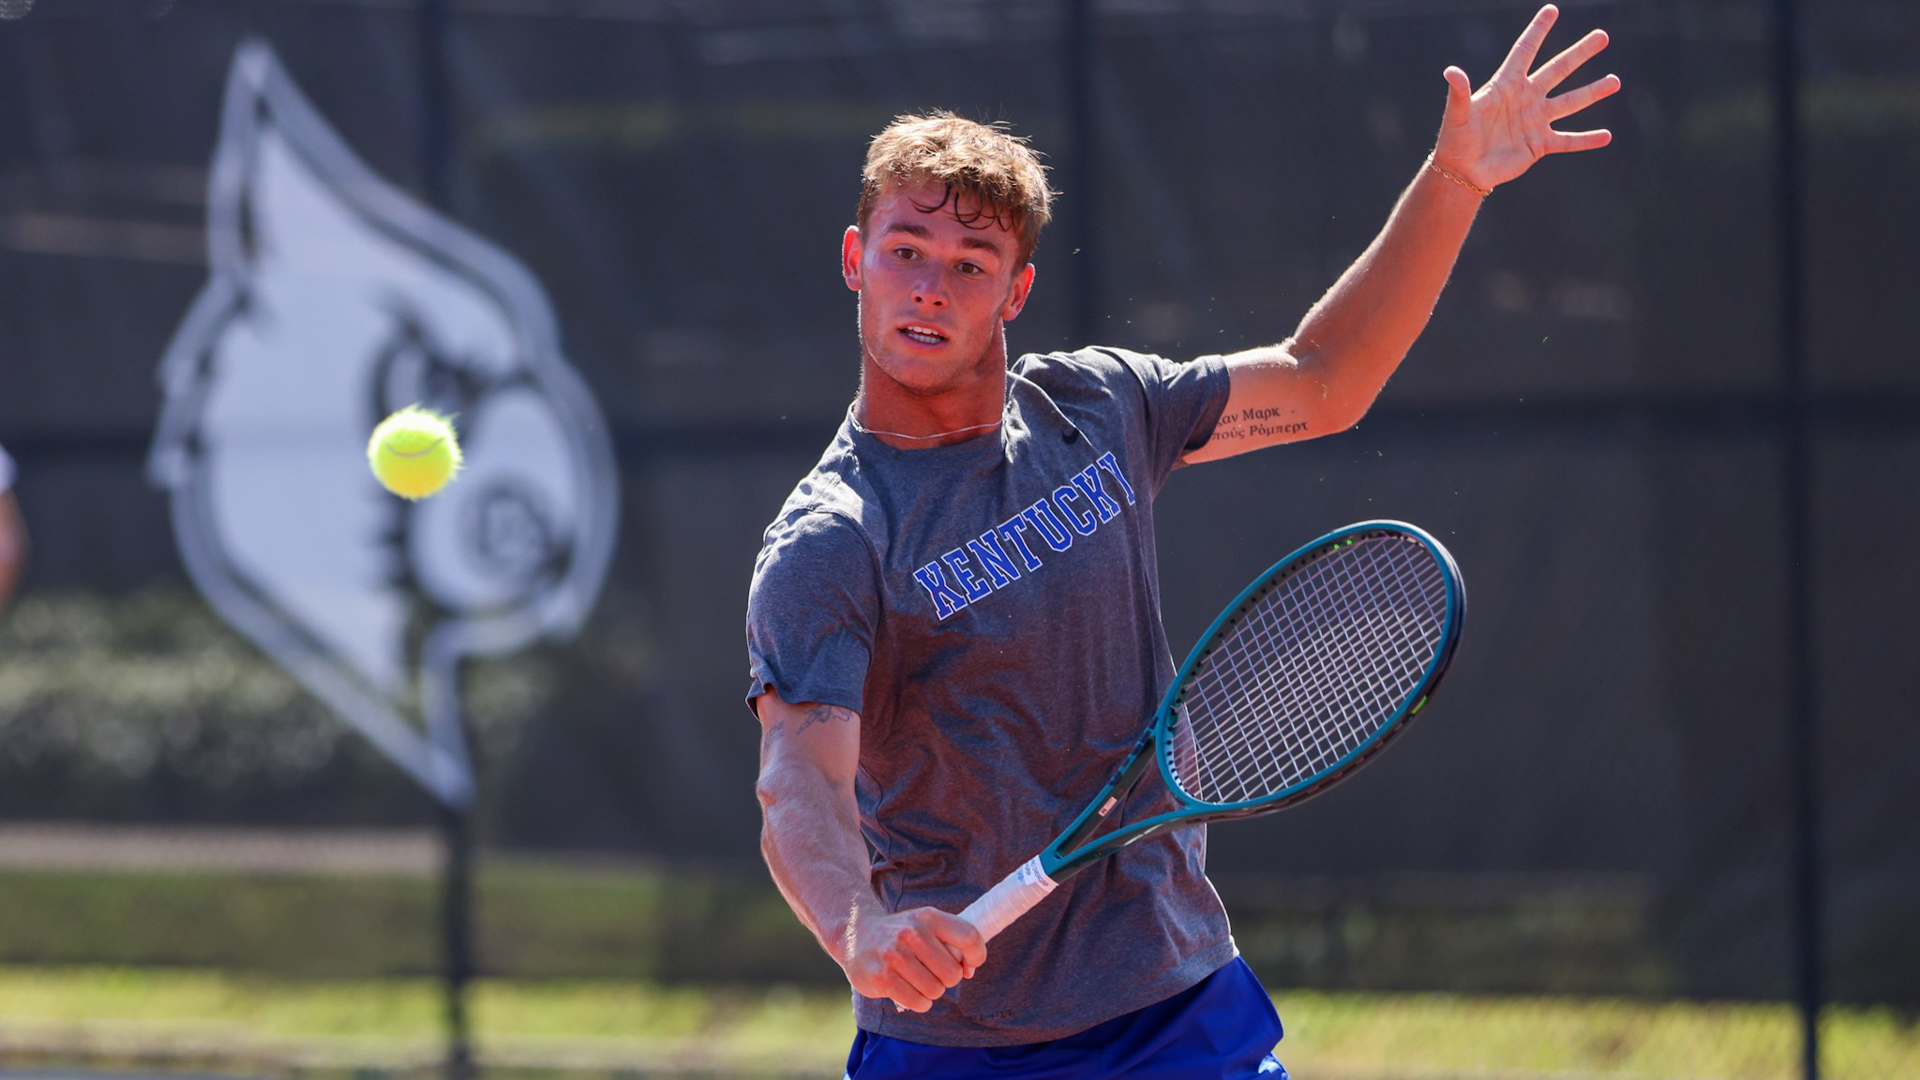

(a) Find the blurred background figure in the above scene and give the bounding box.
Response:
[0,443,24,617]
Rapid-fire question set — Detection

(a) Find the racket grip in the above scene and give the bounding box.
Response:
[958,855,1058,942]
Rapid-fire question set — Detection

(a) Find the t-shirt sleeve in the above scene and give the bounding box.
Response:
[1102,347,1232,484]
[744,508,878,718]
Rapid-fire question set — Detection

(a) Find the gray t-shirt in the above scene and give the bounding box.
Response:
[745,346,1236,1047]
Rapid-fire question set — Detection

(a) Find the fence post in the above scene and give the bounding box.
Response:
[1064,0,1099,345]
[1770,1,1822,1077]
[413,2,472,1077]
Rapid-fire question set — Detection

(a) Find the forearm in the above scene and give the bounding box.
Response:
[752,691,980,1009]
[1288,159,1484,410]
[758,765,882,965]
[1186,160,1486,464]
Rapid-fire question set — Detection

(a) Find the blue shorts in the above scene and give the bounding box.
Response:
[843,956,1286,1079]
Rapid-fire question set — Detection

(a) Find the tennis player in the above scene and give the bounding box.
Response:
[747,7,1616,1076]
[0,443,25,618]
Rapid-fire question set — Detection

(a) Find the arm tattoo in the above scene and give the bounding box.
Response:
[1211,406,1310,446]
[797,704,856,733]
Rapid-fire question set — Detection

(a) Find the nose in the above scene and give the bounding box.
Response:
[911,269,948,308]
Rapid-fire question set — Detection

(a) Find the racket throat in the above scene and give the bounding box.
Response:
[1056,738,1158,857]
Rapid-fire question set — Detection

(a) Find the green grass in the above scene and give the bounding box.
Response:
[0,859,1669,994]
[1,967,1915,1080]
[0,966,850,1078]
[0,861,831,983]
[0,857,1912,1077]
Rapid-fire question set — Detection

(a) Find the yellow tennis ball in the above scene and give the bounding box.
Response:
[367,406,463,500]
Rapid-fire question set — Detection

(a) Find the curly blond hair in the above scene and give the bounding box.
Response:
[857,111,1054,267]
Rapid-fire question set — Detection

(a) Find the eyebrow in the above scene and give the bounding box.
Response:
[881,222,1007,256]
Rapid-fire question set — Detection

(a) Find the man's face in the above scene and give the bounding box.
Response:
[843,180,1035,399]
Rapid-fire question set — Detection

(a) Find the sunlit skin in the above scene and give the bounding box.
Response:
[842,180,1035,446]
[1185,3,1620,464]
[1433,5,1617,189]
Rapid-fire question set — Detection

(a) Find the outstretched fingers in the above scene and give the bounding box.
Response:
[1544,127,1614,155]
[1436,3,1617,181]
[1532,28,1611,93]
[1547,72,1622,123]
[1495,4,1560,81]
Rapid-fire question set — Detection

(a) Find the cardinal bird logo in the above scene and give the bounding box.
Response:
[149,41,619,807]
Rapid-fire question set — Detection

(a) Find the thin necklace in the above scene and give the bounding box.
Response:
[848,412,1002,441]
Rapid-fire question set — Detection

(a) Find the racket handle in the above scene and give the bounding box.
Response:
[958,855,1058,942]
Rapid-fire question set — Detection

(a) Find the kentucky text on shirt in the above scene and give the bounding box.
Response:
[912,451,1139,620]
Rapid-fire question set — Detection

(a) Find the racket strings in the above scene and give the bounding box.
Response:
[1168,534,1448,806]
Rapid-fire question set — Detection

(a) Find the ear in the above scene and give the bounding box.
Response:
[1000,262,1036,322]
[842,225,864,291]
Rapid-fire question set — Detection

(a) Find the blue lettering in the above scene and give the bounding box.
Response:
[966,533,1022,589]
[1053,485,1097,536]
[942,548,992,602]
[1096,451,1138,506]
[993,516,1044,571]
[1071,464,1123,522]
[913,462,1142,613]
[913,561,969,619]
[1023,500,1074,552]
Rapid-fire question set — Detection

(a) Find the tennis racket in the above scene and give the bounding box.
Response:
[957,519,1466,943]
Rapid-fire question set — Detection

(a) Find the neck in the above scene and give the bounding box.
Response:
[854,324,1010,448]
[853,372,1007,450]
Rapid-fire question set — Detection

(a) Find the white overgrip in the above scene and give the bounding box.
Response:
[958,855,1058,942]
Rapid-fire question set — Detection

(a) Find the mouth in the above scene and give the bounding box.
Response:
[898,323,948,347]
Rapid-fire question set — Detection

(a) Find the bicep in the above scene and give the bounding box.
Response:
[754,687,863,795]
[1181,344,1365,464]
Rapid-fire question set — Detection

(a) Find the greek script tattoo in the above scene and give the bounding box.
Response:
[1210,405,1310,445]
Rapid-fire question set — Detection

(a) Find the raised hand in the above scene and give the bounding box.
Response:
[1434,4,1620,193]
